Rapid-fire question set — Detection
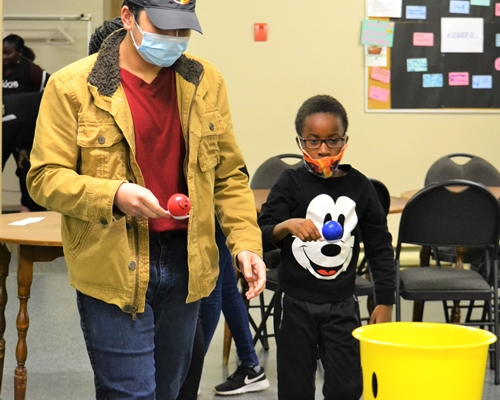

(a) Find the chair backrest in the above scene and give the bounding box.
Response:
[369,178,391,216]
[396,180,500,255]
[424,153,500,187]
[250,153,302,189]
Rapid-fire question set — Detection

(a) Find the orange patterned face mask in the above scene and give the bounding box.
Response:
[300,145,348,179]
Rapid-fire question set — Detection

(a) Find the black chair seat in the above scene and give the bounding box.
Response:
[354,274,374,297]
[400,267,491,301]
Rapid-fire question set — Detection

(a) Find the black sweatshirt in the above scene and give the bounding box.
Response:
[258,164,395,305]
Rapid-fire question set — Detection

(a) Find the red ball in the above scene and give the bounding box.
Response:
[167,193,191,219]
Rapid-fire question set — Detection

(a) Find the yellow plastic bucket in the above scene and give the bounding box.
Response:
[352,322,496,400]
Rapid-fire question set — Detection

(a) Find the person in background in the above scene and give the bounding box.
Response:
[2,34,50,212]
[2,34,50,96]
[258,95,395,400]
[178,220,270,399]
[2,91,46,212]
[27,1,266,399]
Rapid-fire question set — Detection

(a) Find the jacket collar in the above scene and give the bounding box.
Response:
[87,28,204,97]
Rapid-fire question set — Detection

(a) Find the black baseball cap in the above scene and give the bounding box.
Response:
[129,0,202,34]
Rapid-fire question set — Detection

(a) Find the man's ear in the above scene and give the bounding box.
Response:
[121,6,134,31]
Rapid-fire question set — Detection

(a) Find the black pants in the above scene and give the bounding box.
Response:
[274,290,362,400]
[2,119,44,211]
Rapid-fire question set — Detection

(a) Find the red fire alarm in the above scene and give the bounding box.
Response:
[254,23,268,42]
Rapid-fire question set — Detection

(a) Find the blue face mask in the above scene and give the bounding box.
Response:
[131,20,189,67]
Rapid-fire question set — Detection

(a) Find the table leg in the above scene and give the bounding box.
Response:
[15,245,34,400]
[0,244,12,395]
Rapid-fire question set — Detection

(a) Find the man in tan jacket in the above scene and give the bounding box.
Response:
[27,1,266,399]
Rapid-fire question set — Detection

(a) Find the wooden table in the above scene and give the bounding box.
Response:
[0,211,63,400]
[253,188,407,214]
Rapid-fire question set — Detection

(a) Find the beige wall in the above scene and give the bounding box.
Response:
[2,1,500,238]
[187,0,500,237]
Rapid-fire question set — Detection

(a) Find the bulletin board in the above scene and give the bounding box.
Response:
[364,0,500,112]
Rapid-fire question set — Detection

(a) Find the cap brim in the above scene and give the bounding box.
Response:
[145,8,203,34]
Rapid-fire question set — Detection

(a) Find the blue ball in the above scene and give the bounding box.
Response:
[322,220,343,242]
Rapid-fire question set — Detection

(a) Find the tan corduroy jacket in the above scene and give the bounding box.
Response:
[27,30,262,316]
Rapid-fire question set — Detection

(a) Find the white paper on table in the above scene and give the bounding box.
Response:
[366,0,403,18]
[9,217,45,226]
[441,17,484,53]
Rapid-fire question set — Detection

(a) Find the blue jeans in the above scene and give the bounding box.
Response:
[198,222,259,367]
[77,231,200,400]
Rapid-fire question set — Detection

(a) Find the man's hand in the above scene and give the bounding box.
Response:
[236,251,267,300]
[114,182,169,218]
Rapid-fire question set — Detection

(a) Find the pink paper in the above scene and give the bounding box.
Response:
[413,32,434,47]
[449,72,469,86]
[495,58,500,71]
[371,67,391,83]
[496,3,500,16]
[369,86,390,102]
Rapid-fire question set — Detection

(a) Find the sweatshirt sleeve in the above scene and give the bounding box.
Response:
[358,185,396,305]
[257,171,295,252]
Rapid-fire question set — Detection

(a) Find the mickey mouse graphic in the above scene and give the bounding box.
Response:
[291,193,357,280]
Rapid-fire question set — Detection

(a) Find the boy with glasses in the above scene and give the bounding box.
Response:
[258,94,395,400]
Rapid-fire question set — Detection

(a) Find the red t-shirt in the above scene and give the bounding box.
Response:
[121,67,188,232]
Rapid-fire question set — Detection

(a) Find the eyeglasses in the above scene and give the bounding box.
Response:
[298,136,346,150]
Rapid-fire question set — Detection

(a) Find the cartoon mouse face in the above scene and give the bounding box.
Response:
[291,194,357,280]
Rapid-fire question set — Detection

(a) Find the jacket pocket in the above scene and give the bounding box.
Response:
[198,111,224,172]
[63,217,94,260]
[77,123,127,179]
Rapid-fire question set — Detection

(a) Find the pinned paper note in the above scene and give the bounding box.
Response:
[371,67,391,83]
[449,72,469,86]
[413,32,434,46]
[423,74,444,88]
[450,1,471,14]
[9,217,45,226]
[470,0,490,6]
[407,58,428,72]
[441,18,484,53]
[361,20,395,48]
[366,0,402,18]
[406,6,426,19]
[472,75,492,89]
[495,58,500,71]
[365,45,388,67]
[369,86,390,102]
[496,3,500,16]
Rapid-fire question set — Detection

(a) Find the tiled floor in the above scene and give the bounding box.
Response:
[0,255,498,399]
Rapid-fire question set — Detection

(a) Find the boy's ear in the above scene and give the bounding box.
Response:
[295,136,302,151]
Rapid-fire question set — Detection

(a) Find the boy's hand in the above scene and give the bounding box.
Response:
[236,251,266,300]
[369,304,393,324]
[286,218,322,242]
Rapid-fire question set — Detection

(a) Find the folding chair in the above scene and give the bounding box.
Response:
[395,179,500,385]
